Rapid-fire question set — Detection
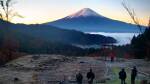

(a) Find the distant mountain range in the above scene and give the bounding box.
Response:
[0,20,116,47]
[46,8,145,33]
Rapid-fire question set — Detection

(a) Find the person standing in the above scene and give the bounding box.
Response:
[131,66,137,84]
[110,50,115,62]
[76,72,83,84]
[86,69,95,84]
[119,68,127,84]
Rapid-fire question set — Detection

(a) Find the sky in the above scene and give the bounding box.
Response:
[10,0,150,26]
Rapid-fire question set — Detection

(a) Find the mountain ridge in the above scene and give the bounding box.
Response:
[46,8,145,33]
[0,19,116,46]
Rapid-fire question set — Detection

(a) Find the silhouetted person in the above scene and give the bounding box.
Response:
[59,81,63,84]
[87,69,95,84]
[119,68,127,84]
[111,56,114,62]
[131,66,137,84]
[76,72,83,84]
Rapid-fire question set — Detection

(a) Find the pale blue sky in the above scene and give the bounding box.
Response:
[12,0,150,25]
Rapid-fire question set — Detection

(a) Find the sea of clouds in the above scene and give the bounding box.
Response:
[88,32,140,45]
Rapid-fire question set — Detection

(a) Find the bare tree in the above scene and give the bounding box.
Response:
[146,18,150,60]
[148,17,150,28]
[0,0,22,64]
[0,0,23,22]
[122,0,143,33]
[122,0,150,60]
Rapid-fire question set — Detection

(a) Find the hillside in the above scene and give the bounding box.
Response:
[1,20,116,45]
[0,19,116,55]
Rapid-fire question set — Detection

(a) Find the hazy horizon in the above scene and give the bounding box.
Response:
[9,0,150,26]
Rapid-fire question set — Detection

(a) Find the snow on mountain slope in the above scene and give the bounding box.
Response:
[66,8,102,18]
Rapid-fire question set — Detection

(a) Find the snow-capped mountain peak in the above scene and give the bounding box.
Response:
[47,8,142,33]
[66,8,102,18]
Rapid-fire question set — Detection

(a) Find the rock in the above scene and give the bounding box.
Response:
[14,77,19,81]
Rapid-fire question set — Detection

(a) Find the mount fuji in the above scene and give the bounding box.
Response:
[46,8,144,33]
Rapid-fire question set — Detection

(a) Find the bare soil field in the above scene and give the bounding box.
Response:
[0,55,106,84]
[0,55,149,84]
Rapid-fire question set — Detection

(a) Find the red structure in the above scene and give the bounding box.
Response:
[101,44,115,61]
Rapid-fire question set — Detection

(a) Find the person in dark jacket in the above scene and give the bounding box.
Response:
[131,66,137,84]
[76,72,83,84]
[86,69,95,84]
[119,68,127,84]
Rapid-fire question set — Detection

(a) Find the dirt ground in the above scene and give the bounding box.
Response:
[0,55,106,84]
[0,55,149,84]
